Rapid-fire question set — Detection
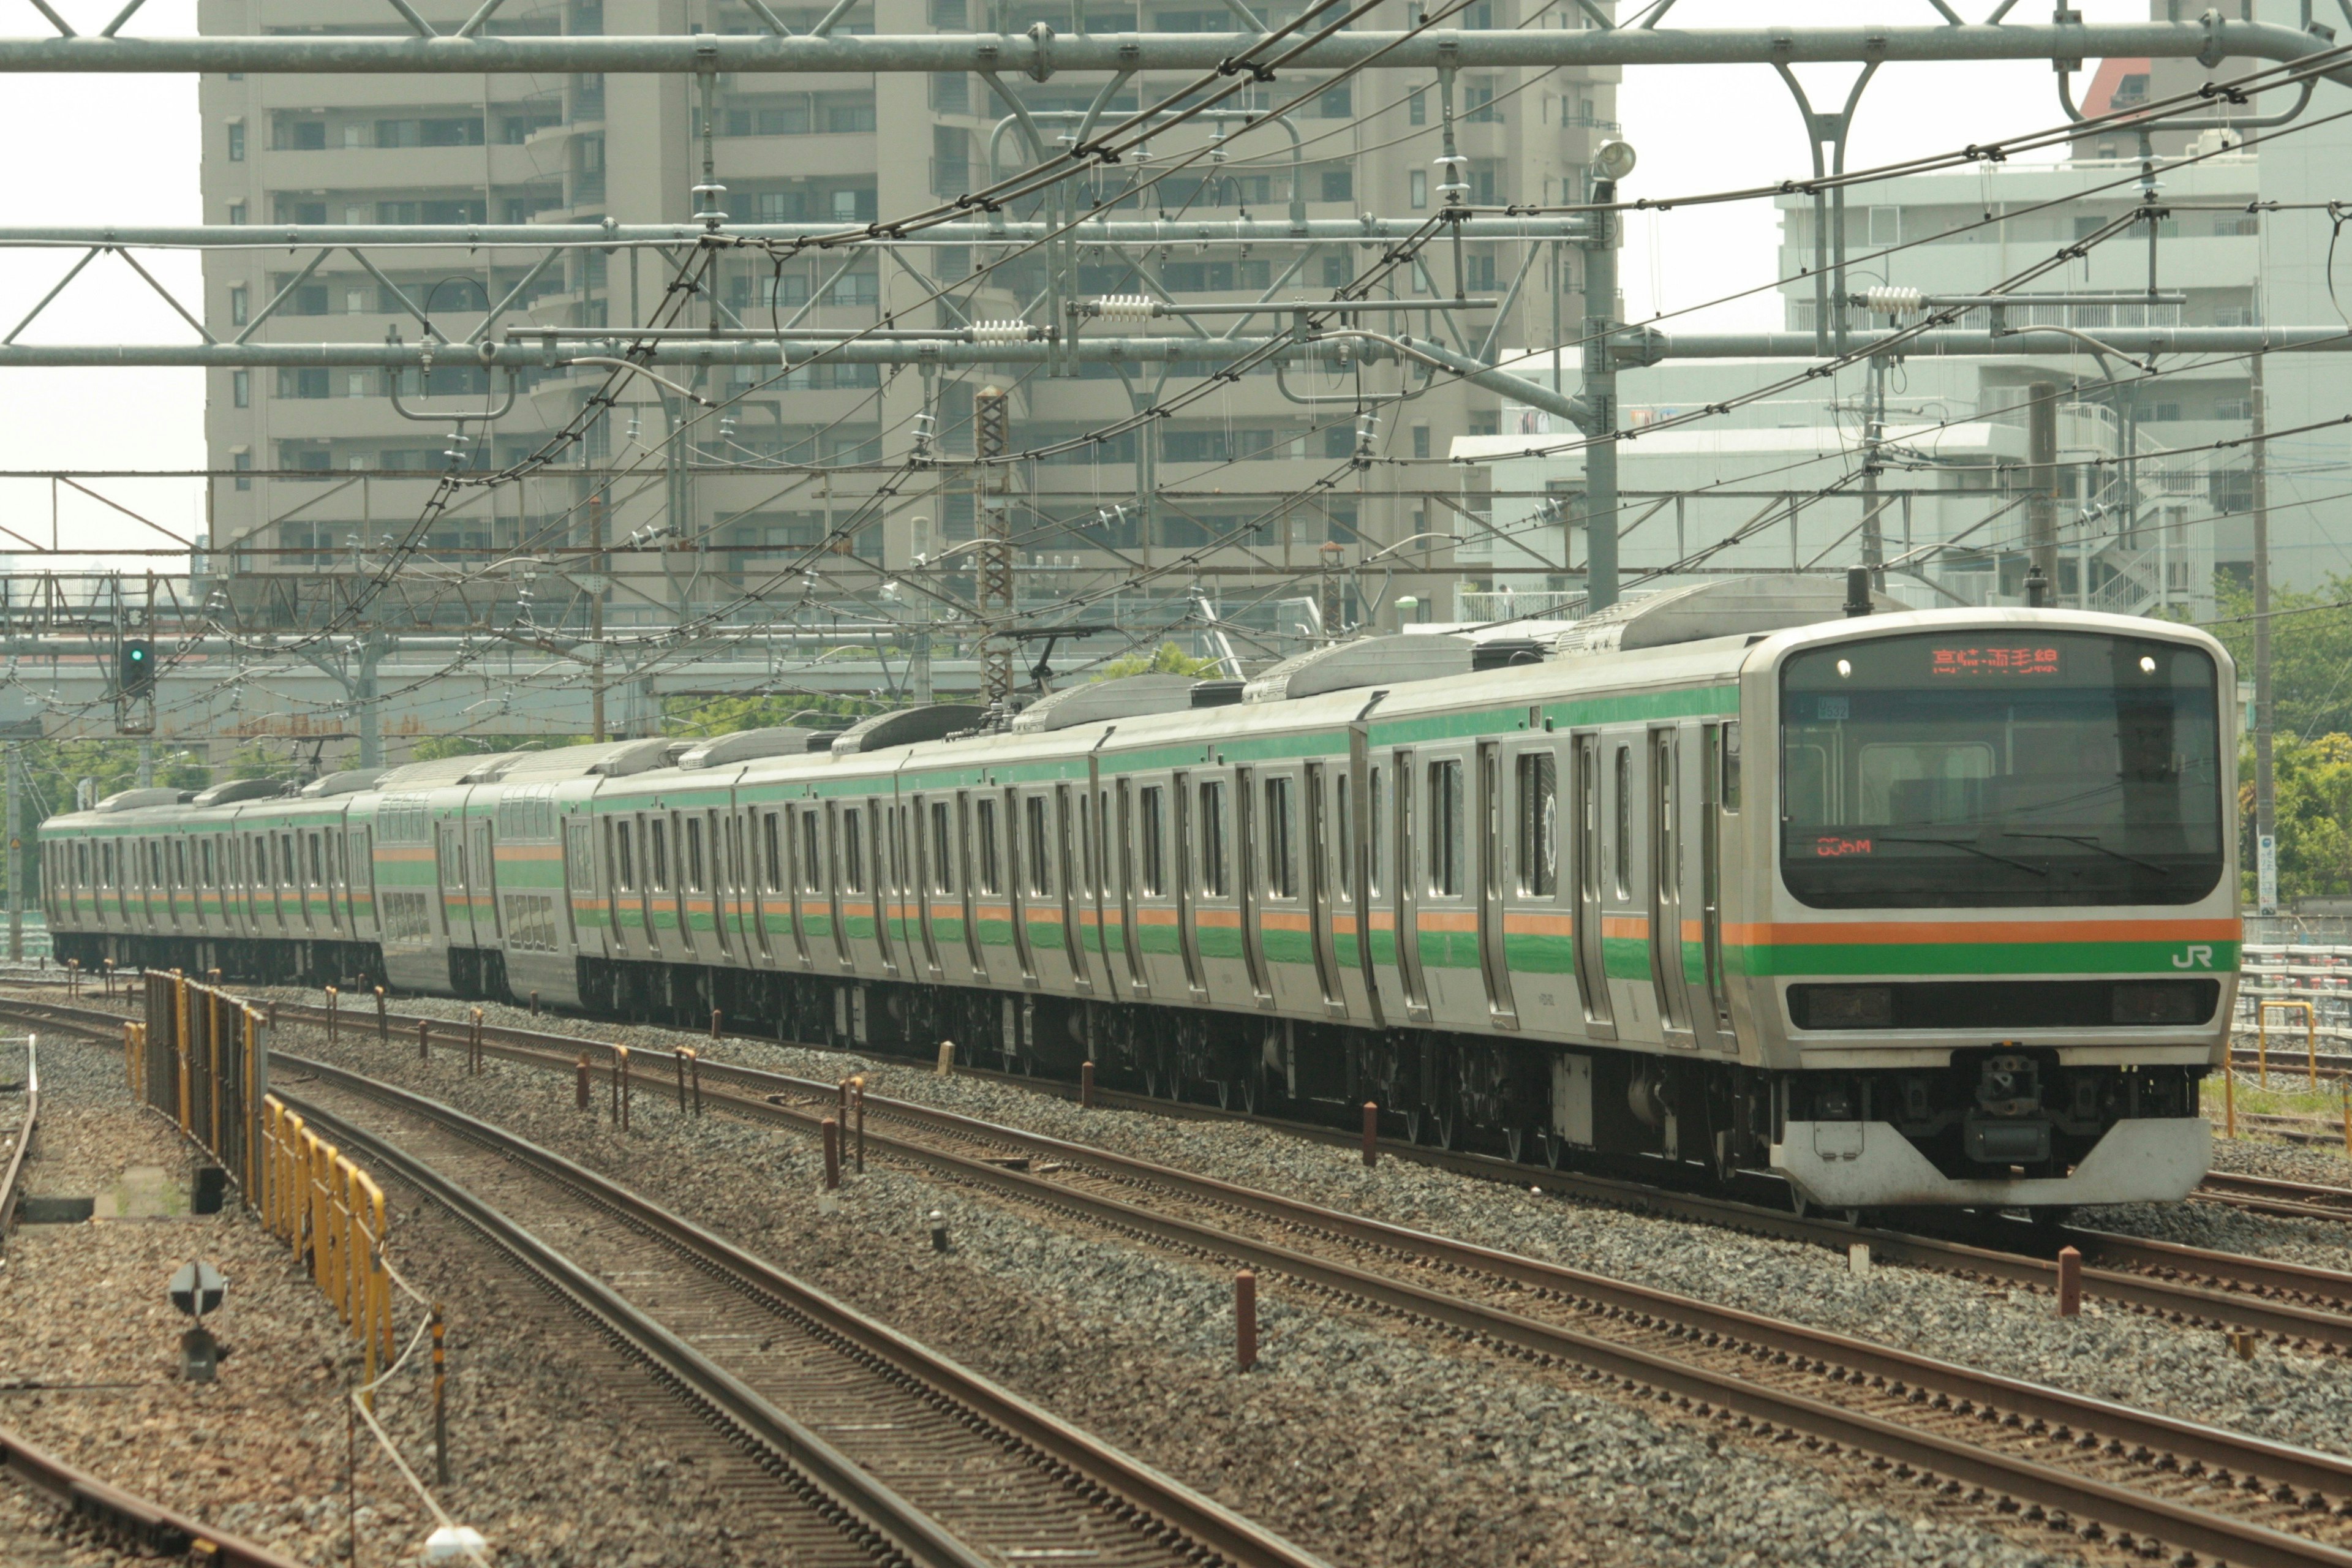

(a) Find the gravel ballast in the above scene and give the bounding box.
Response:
[0,1026,829,1567]
[276,990,2352,1471]
[252,1006,2115,1568]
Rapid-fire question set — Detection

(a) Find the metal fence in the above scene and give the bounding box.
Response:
[136,970,268,1203]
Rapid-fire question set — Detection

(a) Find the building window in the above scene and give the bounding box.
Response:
[1319,168,1352,204]
[227,202,246,225]
[229,286,248,325]
[1409,170,1428,209]
[233,451,252,491]
[1408,88,1426,126]
[231,371,249,407]
[1411,424,1430,460]
[227,123,244,161]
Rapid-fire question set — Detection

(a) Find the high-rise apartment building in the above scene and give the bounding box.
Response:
[200,0,1618,677]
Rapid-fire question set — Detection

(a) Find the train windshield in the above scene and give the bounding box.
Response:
[1778,630,2225,908]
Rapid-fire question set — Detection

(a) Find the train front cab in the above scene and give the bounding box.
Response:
[1740,611,2231,1213]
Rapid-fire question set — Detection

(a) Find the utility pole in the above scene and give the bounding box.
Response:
[974,386,1014,707]
[1580,180,1621,611]
[2253,352,2276,916]
[589,487,608,742]
[1860,353,1888,590]
[2025,380,2059,593]
[355,635,383,769]
[7,746,22,962]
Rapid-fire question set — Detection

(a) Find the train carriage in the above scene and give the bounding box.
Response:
[41,580,2236,1212]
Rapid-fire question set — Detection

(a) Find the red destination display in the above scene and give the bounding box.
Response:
[1929,644,2062,677]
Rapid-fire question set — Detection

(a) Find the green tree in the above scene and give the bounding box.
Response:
[2239,732,2352,903]
[1091,641,1221,680]
[2208,573,2352,741]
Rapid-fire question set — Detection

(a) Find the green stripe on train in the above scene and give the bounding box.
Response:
[1733,939,2242,978]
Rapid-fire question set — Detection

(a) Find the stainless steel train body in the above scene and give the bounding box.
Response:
[41,597,2237,1210]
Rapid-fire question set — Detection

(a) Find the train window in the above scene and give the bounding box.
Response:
[1139,786,1164,895]
[1721,722,1742,812]
[565,820,594,893]
[1613,745,1632,900]
[843,807,866,892]
[173,838,188,888]
[1335,775,1352,900]
[1427,759,1462,897]
[309,832,323,885]
[283,833,298,886]
[615,820,635,889]
[76,842,89,888]
[930,802,954,893]
[1023,795,1050,895]
[799,811,823,892]
[1517,752,1559,897]
[1199,781,1227,897]
[1366,767,1383,897]
[650,817,671,889]
[1264,776,1295,898]
[975,798,1001,895]
[1077,794,1095,895]
[200,839,215,887]
[686,816,706,892]
[763,813,783,891]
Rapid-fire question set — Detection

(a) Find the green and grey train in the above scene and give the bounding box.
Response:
[40,579,2238,1211]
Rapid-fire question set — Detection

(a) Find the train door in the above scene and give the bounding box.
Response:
[1053,783,1091,992]
[1501,736,1571,1033]
[1115,778,1148,997]
[1697,721,1738,1046]
[1474,741,1521,1030]
[954,792,986,981]
[869,799,899,978]
[1648,728,1694,1044]
[1571,734,1617,1038]
[437,821,469,944]
[1344,733,1383,1028]
[1392,750,1429,1022]
[1001,789,1036,984]
[470,817,499,948]
[1233,767,1271,1006]
[1170,771,1205,1000]
[832,809,861,968]
[1303,762,1343,1015]
[911,794,944,981]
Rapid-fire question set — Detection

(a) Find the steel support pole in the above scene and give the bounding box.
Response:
[2026,381,2059,590]
[974,386,1013,707]
[1580,186,1619,611]
[2253,352,2276,916]
[6,746,20,963]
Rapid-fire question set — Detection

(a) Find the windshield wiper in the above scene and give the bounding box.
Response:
[1867,834,2049,877]
[2001,831,2170,875]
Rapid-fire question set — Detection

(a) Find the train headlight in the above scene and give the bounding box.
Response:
[2139,655,2157,674]
[1835,658,1852,679]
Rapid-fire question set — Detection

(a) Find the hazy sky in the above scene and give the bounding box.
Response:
[0,0,2148,557]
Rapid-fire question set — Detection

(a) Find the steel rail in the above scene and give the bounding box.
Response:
[0,20,2334,78]
[274,1092,998,1568]
[0,1419,313,1568]
[270,1057,1337,1568]
[0,1035,32,1255]
[37,989,2352,1352]
[656,1057,2352,1512]
[260,1050,2352,1568]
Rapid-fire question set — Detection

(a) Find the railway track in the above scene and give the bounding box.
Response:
[34,993,2352,1568]
[0,1032,33,1255]
[0,1420,312,1568]
[268,1052,1333,1568]
[24,987,2352,1341]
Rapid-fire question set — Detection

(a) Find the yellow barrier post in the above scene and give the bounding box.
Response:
[2225,1065,2237,1139]
[174,972,192,1133]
